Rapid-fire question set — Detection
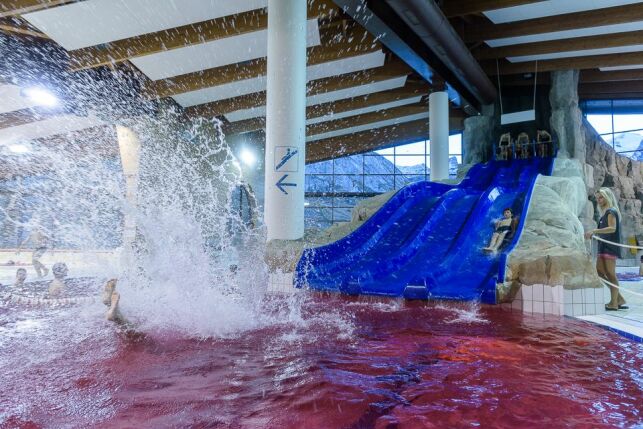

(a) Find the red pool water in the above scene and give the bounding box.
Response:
[1,295,641,428]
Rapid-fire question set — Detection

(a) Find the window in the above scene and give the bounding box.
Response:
[583,100,643,161]
[304,134,463,229]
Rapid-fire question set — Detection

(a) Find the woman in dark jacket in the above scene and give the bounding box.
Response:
[585,188,627,311]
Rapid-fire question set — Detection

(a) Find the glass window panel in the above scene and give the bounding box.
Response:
[305,159,333,174]
[586,114,613,135]
[305,216,332,230]
[333,175,363,193]
[305,197,333,208]
[305,175,333,193]
[335,197,359,207]
[613,114,643,132]
[364,175,394,193]
[333,155,363,174]
[612,130,643,153]
[364,154,395,174]
[397,175,425,188]
[449,134,462,155]
[616,150,643,161]
[449,155,462,176]
[333,208,352,222]
[305,208,333,223]
[601,134,614,146]
[395,155,426,177]
[395,140,426,155]
[375,146,395,155]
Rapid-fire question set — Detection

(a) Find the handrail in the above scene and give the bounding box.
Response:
[598,277,643,298]
[591,235,643,250]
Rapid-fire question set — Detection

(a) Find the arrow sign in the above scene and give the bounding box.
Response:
[276,174,297,195]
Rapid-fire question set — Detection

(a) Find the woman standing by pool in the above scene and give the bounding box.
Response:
[585,187,627,311]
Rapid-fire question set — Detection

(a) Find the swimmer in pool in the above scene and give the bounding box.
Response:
[102,279,128,325]
[14,268,27,287]
[483,208,513,252]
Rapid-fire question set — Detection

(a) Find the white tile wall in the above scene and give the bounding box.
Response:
[267,272,295,294]
[506,284,605,317]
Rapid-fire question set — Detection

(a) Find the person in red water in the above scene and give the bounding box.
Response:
[585,187,627,311]
[102,279,128,325]
[483,208,513,253]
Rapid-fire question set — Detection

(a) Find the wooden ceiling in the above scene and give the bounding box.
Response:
[2,0,643,161]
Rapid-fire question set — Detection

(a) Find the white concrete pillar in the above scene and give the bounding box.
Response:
[264,0,307,241]
[429,91,450,181]
[116,125,141,247]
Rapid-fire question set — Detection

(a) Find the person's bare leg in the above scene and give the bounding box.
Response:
[106,291,121,321]
[102,279,117,306]
[490,232,508,251]
[484,233,500,251]
[603,258,625,307]
[598,258,618,309]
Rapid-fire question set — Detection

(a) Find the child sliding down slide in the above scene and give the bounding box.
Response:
[483,208,513,253]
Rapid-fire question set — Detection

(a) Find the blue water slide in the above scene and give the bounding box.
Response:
[295,156,554,303]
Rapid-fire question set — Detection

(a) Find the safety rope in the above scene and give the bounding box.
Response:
[592,235,643,250]
[598,277,643,298]
[0,292,98,306]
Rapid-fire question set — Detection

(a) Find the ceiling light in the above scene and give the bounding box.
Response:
[240,148,256,167]
[22,87,59,107]
[8,144,30,154]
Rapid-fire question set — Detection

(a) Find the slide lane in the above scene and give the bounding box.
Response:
[295,161,500,293]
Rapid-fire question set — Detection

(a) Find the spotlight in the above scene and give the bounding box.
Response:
[22,87,59,107]
[8,144,30,154]
[240,148,256,167]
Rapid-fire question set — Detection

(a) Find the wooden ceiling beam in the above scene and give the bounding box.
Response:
[222,83,430,135]
[306,117,464,163]
[0,19,49,38]
[464,3,643,42]
[442,0,545,18]
[580,69,643,83]
[143,27,380,99]
[579,81,643,95]
[306,104,427,137]
[475,30,643,60]
[486,52,643,75]
[578,92,643,100]
[0,0,77,18]
[69,0,339,71]
[0,107,60,129]
[186,60,414,118]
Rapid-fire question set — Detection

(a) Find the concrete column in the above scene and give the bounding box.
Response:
[116,126,141,247]
[264,0,306,241]
[429,91,450,181]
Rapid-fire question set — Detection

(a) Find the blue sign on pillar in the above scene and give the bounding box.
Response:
[275,146,298,194]
[275,146,299,172]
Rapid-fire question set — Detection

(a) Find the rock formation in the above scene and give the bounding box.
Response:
[500,159,602,302]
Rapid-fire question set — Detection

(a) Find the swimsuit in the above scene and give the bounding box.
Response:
[495,225,511,233]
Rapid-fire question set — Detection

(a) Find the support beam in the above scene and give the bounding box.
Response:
[222,83,430,135]
[186,61,412,118]
[464,3,643,42]
[474,30,643,60]
[264,0,306,241]
[0,20,49,38]
[0,0,77,18]
[429,91,449,181]
[579,81,643,95]
[0,107,60,129]
[143,27,380,99]
[442,0,545,17]
[580,69,643,83]
[486,52,643,75]
[69,0,338,71]
[307,103,427,137]
[116,125,141,248]
[305,117,464,163]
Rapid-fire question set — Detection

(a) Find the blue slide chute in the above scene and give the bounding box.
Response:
[294,157,554,303]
